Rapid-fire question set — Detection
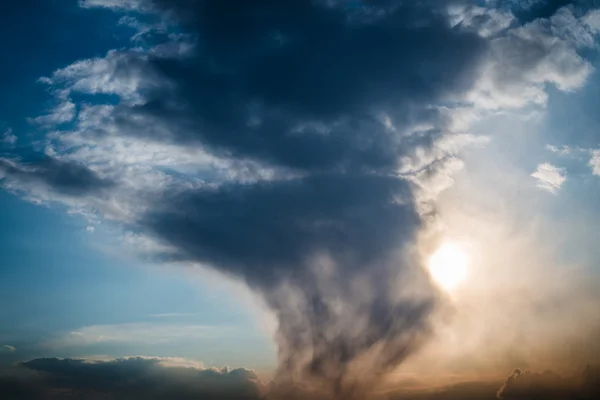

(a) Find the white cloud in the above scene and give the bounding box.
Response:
[1,344,15,352]
[584,9,600,34]
[47,322,233,348]
[468,13,593,110]
[42,50,171,104]
[546,144,574,155]
[589,150,600,176]
[399,133,490,175]
[550,7,599,48]
[32,100,76,126]
[1,128,16,146]
[18,356,265,399]
[532,163,567,193]
[3,1,596,270]
[118,16,172,44]
[545,145,600,177]
[409,156,467,199]
[448,5,514,37]
[71,355,206,369]
[79,0,149,11]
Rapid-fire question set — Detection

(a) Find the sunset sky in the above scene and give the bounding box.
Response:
[1,1,600,399]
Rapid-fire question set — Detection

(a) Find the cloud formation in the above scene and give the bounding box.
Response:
[0,357,263,400]
[532,162,567,193]
[1,129,16,147]
[0,156,115,197]
[0,346,15,353]
[588,150,600,175]
[2,358,598,400]
[2,0,600,398]
[47,322,230,348]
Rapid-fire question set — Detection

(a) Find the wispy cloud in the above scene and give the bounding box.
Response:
[589,150,600,176]
[46,322,233,348]
[0,345,15,353]
[78,0,149,12]
[2,1,600,397]
[149,313,200,318]
[532,163,567,193]
[30,100,76,126]
[12,356,264,399]
[1,128,16,147]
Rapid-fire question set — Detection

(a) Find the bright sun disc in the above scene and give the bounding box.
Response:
[427,242,469,291]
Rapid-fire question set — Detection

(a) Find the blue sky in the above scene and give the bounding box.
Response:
[0,190,275,370]
[0,0,275,373]
[2,1,600,399]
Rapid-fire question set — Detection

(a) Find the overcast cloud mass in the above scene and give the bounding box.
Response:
[2,0,600,399]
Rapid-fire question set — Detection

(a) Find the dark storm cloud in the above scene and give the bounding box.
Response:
[82,0,492,396]
[144,173,434,397]
[5,0,495,397]
[100,0,486,173]
[144,174,419,285]
[0,357,263,400]
[0,156,114,196]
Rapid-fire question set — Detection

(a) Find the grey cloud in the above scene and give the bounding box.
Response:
[79,0,150,12]
[0,156,115,197]
[449,4,515,38]
[0,357,263,400]
[73,0,487,174]
[31,101,76,126]
[144,174,419,286]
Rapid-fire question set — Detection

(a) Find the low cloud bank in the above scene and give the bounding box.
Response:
[1,357,598,400]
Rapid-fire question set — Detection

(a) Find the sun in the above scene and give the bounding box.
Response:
[427,242,469,291]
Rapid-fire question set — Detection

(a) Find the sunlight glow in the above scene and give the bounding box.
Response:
[427,242,469,291]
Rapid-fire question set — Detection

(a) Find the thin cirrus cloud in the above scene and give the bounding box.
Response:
[1,0,600,399]
[1,128,16,147]
[0,346,15,353]
[45,322,233,348]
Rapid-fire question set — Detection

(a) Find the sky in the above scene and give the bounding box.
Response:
[1,0,600,399]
